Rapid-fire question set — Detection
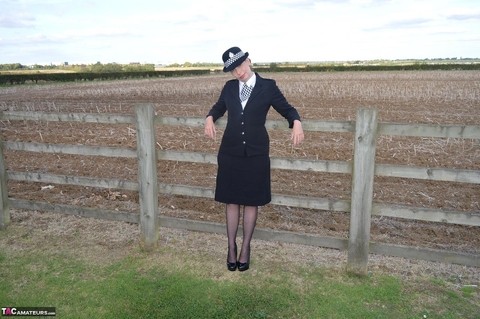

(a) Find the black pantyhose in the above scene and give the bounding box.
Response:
[240,205,258,263]
[226,204,240,263]
[225,204,258,264]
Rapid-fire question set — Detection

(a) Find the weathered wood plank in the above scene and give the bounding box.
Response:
[159,183,214,198]
[156,116,213,128]
[157,150,217,165]
[136,104,159,250]
[376,164,480,184]
[266,119,354,132]
[373,203,480,226]
[7,171,138,191]
[348,108,378,275]
[0,140,10,229]
[10,198,139,223]
[379,123,480,139]
[272,194,351,212]
[271,157,351,174]
[4,141,137,158]
[301,119,355,133]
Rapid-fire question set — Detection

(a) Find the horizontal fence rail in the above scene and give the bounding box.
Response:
[378,122,480,139]
[0,111,135,124]
[2,111,479,138]
[0,109,479,270]
[5,141,137,158]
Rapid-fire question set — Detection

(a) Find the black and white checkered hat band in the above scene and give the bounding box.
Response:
[224,51,245,69]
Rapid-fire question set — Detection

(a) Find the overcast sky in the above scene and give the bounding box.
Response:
[1,0,479,65]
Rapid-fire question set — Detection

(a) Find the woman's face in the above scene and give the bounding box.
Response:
[230,58,253,82]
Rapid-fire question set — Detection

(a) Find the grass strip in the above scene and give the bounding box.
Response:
[1,248,478,319]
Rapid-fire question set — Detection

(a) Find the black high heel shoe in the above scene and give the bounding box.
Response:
[237,248,250,272]
[226,243,237,271]
[237,260,249,272]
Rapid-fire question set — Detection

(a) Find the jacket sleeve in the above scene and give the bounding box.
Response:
[269,80,301,128]
[206,83,228,122]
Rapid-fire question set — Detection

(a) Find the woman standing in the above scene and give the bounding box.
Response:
[205,46,304,271]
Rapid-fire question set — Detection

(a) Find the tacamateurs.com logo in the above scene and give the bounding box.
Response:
[1,307,56,316]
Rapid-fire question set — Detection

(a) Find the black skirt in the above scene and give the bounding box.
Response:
[215,153,271,206]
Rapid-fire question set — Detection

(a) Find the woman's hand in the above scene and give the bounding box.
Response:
[291,120,304,146]
[204,116,216,140]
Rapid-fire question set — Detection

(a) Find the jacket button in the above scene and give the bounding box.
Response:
[243,141,246,144]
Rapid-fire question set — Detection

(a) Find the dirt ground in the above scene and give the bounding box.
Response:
[0,71,479,260]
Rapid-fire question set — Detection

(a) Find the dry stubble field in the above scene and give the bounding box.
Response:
[0,70,479,261]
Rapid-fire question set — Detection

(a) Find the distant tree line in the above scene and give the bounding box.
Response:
[0,69,211,85]
[0,62,155,73]
[254,63,480,73]
[0,63,26,71]
[73,62,156,73]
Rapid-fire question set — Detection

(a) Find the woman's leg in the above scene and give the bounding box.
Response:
[226,203,240,263]
[239,205,258,264]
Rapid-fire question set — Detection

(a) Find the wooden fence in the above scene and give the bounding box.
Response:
[1,105,479,273]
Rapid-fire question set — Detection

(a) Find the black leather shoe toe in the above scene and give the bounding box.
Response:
[237,261,249,272]
[227,261,237,271]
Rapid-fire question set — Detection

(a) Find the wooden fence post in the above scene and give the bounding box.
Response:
[135,104,159,250]
[347,108,378,275]
[0,140,10,230]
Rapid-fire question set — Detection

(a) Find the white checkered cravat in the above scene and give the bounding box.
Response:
[240,83,253,102]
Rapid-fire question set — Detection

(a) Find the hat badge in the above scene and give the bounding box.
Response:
[229,52,234,58]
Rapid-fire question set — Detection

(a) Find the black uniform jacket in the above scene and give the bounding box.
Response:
[207,73,301,157]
